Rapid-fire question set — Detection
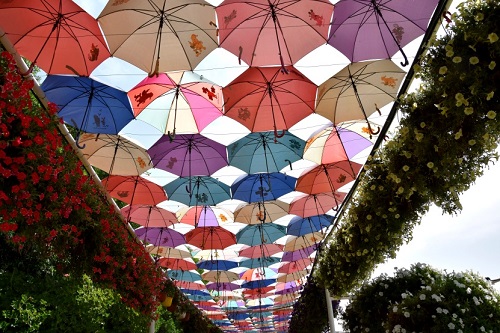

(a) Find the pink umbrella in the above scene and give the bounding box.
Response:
[278,258,314,274]
[128,72,223,136]
[176,205,233,227]
[296,161,363,195]
[121,205,178,227]
[158,257,197,271]
[239,244,284,259]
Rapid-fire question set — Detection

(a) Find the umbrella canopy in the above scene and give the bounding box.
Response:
[239,257,282,269]
[128,72,223,134]
[223,66,317,134]
[246,297,274,309]
[216,0,334,68]
[286,215,334,236]
[202,270,240,283]
[175,280,207,291]
[328,0,439,66]
[176,205,233,227]
[135,227,186,247]
[276,270,308,283]
[41,75,134,143]
[236,223,286,246]
[193,249,241,262]
[185,226,237,250]
[168,269,203,282]
[281,244,319,262]
[243,286,274,297]
[103,175,168,205]
[121,205,177,227]
[303,126,373,165]
[148,134,227,177]
[289,192,347,218]
[278,258,314,274]
[239,244,284,259]
[241,279,276,290]
[275,281,301,295]
[145,245,191,259]
[231,173,296,203]
[0,0,110,75]
[197,259,238,271]
[206,282,240,291]
[164,176,231,206]
[296,161,363,195]
[283,232,324,252]
[78,133,152,175]
[158,257,197,270]
[98,0,218,75]
[234,201,289,225]
[241,268,277,282]
[315,60,406,133]
[227,131,305,174]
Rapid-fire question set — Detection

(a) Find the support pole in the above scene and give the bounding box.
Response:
[149,320,155,333]
[325,288,336,333]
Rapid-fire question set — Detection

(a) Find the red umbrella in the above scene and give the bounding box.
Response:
[103,175,168,205]
[223,66,317,135]
[158,257,197,271]
[239,244,283,259]
[174,281,207,291]
[289,192,347,218]
[121,204,178,227]
[243,286,274,297]
[296,161,363,195]
[185,226,237,250]
[216,0,334,69]
[0,0,110,75]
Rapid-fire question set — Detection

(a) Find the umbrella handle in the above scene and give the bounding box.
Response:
[258,210,267,222]
[285,159,293,170]
[168,129,176,142]
[18,62,35,76]
[274,127,285,139]
[400,49,409,67]
[74,131,86,149]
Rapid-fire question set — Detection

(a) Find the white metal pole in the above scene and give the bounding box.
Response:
[149,320,155,333]
[325,288,336,333]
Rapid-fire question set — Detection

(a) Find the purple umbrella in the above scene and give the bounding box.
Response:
[206,282,240,291]
[134,227,186,247]
[328,0,440,66]
[148,134,228,177]
[275,281,301,295]
[281,243,319,262]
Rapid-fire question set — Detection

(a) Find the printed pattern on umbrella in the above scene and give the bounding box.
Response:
[41,75,134,147]
[223,66,317,134]
[236,223,286,246]
[289,192,347,218]
[303,125,373,165]
[234,200,289,225]
[216,0,334,68]
[0,0,110,75]
[134,227,186,247]
[164,176,231,206]
[103,175,168,205]
[315,59,406,135]
[328,0,440,66]
[176,205,233,227]
[185,226,237,250]
[128,72,223,134]
[227,131,306,174]
[78,133,152,175]
[295,160,363,195]
[148,134,228,177]
[231,172,297,203]
[121,204,178,227]
[98,0,218,75]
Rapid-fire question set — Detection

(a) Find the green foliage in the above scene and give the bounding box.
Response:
[342,264,500,333]
[0,268,151,332]
[155,307,183,333]
[314,0,500,298]
[288,277,329,333]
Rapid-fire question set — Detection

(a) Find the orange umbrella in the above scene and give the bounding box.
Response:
[185,226,237,250]
[289,192,347,218]
[158,257,197,271]
[103,175,167,205]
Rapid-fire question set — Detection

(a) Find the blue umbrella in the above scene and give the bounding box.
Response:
[180,289,211,297]
[228,312,249,321]
[187,294,214,301]
[197,259,238,271]
[164,176,231,206]
[241,279,276,290]
[236,223,286,246]
[41,75,133,147]
[231,173,296,203]
[168,269,202,282]
[227,131,305,174]
[286,214,334,236]
[239,257,281,269]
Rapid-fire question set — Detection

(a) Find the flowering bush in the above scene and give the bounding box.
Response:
[315,0,500,298]
[341,263,500,333]
[0,50,163,317]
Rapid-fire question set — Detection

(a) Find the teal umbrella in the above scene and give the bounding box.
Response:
[227,131,305,174]
[168,269,202,283]
[164,176,231,206]
[239,257,281,269]
[236,223,286,246]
